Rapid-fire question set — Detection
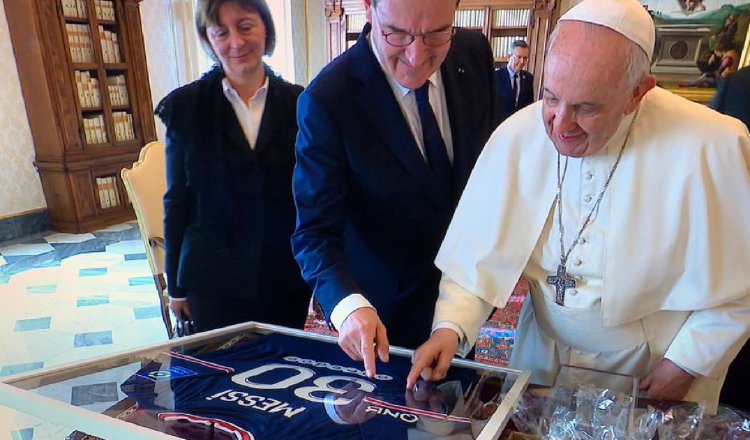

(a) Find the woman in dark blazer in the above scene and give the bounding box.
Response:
[157,0,310,332]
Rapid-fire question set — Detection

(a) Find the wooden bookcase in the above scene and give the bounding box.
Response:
[446,2,531,65]
[323,0,557,97]
[4,0,156,233]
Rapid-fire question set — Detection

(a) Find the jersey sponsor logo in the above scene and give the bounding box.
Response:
[138,366,197,382]
[283,356,393,381]
[364,396,471,424]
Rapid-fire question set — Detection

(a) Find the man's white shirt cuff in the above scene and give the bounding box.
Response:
[330,293,374,331]
[170,297,187,302]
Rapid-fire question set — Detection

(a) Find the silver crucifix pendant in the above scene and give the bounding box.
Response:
[546,264,576,305]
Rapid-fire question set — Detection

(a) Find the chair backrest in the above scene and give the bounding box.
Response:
[121,141,166,277]
[122,141,173,338]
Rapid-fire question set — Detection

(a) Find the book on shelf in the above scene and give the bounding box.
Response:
[94,0,115,21]
[95,176,120,209]
[83,114,107,144]
[82,73,92,107]
[107,74,128,107]
[66,24,94,63]
[113,111,135,142]
[61,0,88,19]
[95,177,108,208]
[113,112,123,140]
[98,26,122,64]
[74,70,102,108]
[91,78,101,107]
[493,9,530,28]
[66,24,77,62]
[108,176,121,206]
[74,70,86,107]
[346,13,366,33]
[112,33,120,62]
[454,9,485,28]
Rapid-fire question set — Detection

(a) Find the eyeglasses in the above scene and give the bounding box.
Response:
[381,28,456,47]
[374,9,456,47]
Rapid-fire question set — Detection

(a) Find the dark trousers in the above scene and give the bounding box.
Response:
[720,341,750,411]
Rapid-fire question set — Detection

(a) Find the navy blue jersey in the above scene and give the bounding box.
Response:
[121,333,480,439]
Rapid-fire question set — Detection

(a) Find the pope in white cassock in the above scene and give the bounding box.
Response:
[406,0,750,411]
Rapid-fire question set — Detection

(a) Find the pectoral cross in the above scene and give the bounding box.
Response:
[546,264,576,305]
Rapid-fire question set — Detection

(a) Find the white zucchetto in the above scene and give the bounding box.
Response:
[559,0,655,60]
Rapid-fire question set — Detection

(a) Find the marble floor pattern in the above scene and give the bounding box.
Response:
[0,222,169,439]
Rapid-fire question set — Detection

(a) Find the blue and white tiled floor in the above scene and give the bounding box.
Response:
[0,222,169,439]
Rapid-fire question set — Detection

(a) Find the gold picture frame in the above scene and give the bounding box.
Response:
[641,1,750,102]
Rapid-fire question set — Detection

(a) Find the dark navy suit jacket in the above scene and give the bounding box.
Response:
[292,26,499,348]
[710,66,750,130]
[495,67,534,115]
[710,65,750,411]
[159,65,310,329]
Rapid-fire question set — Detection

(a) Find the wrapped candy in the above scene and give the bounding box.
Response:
[657,403,704,440]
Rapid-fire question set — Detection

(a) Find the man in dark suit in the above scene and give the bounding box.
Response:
[293,0,499,376]
[495,40,534,116]
[710,65,750,411]
[711,65,750,129]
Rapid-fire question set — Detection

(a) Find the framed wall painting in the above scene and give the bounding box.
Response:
[640,0,750,94]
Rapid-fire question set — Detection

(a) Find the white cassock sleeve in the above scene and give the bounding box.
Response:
[665,290,750,378]
[432,274,495,357]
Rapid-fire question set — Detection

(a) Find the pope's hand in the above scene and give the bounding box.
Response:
[405,380,446,413]
[406,328,460,390]
[338,308,389,377]
[329,384,377,425]
[169,298,191,321]
[639,358,695,401]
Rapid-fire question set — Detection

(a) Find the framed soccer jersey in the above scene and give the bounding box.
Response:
[0,323,530,440]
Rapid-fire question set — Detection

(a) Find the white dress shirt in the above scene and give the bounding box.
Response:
[222,75,269,149]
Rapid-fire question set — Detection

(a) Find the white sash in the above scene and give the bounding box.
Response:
[531,290,645,352]
[511,292,650,387]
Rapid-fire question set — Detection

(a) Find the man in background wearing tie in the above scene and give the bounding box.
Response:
[293,0,499,376]
[496,40,534,116]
